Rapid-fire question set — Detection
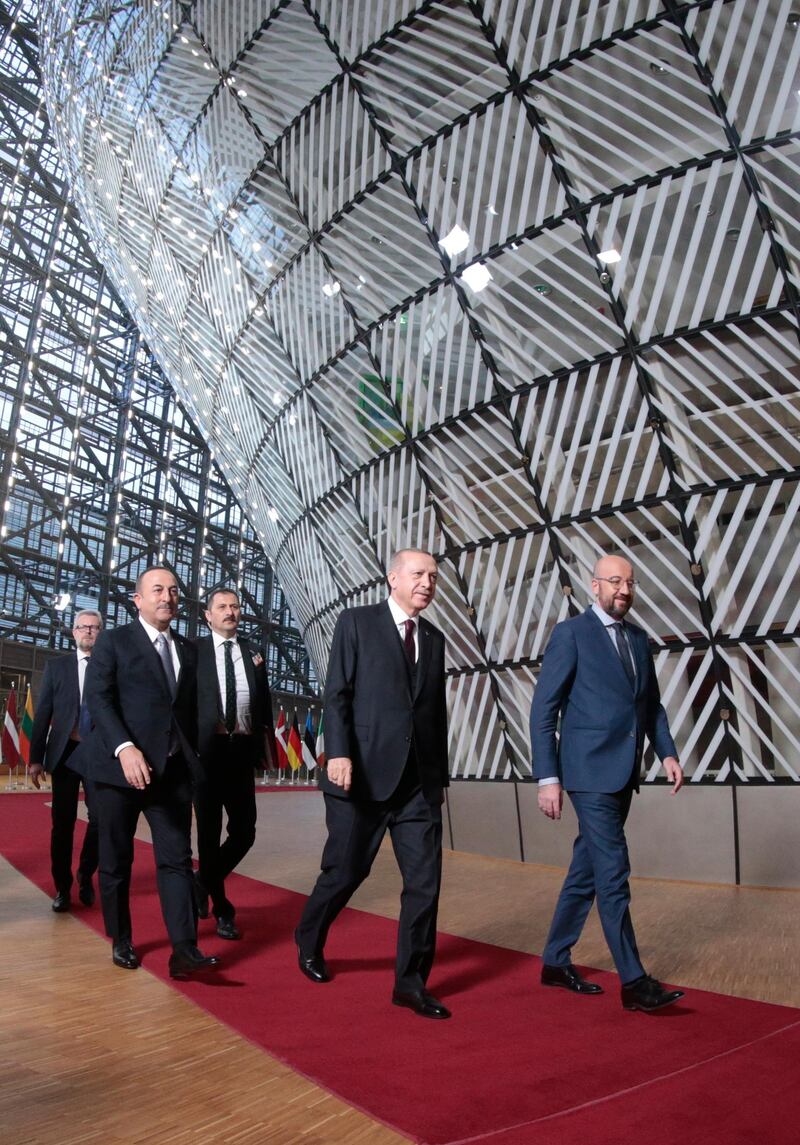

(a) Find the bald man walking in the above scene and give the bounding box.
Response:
[531,553,685,1013]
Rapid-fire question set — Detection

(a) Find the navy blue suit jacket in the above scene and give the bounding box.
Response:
[29,653,82,772]
[530,608,677,793]
[71,621,198,788]
[321,600,449,803]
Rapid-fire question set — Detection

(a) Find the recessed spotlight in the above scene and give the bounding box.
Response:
[649,59,669,74]
[598,248,621,265]
[459,263,492,292]
[439,225,471,257]
[533,283,552,296]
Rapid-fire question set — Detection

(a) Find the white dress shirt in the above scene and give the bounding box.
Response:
[212,631,252,735]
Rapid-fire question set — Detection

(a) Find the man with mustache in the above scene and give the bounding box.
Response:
[295,549,451,1019]
[193,587,275,941]
[531,552,684,1013]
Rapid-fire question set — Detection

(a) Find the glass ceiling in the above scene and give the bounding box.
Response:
[37,0,800,782]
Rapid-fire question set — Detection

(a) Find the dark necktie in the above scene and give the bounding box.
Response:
[403,619,416,665]
[155,633,177,698]
[78,656,92,737]
[612,622,635,687]
[223,639,237,734]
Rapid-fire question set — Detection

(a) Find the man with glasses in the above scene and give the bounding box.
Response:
[29,610,103,912]
[530,552,685,1013]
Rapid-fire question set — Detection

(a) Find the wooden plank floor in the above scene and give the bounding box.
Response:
[2,788,798,1145]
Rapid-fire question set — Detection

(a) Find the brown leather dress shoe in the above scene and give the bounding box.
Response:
[621,974,684,1012]
[541,963,603,994]
[392,989,451,1019]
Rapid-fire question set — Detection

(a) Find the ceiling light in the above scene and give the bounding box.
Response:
[533,283,552,296]
[439,225,470,257]
[322,281,340,297]
[267,507,280,522]
[598,248,621,265]
[459,263,492,292]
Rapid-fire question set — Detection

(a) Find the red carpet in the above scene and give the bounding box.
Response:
[3,793,799,1145]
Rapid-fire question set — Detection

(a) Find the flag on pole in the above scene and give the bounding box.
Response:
[274,708,288,771]
[19,685,34,766]
[302,711,316,771]
[315,710,326,769]
[2,687,20,767]
[287,711,302,772]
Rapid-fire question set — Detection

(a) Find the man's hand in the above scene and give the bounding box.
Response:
[119,746,152,790]
[326,756,352,792]
[29,763,45,790]
[538,782,563,820]
[663,756,683,794]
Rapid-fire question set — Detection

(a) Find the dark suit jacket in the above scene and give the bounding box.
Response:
[195,634,275,772]
[321,600,449,803]
[530,608,677,793]
[71,621,198,788]
[29,653,82,772]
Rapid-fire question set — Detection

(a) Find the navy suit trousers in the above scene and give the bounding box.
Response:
[542,788,644,985]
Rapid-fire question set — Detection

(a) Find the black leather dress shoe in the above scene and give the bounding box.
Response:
[216,916,240,941]
[392,989,451,1019]
[297,948,331,983]
[51,891,71,913]
[541,963,604,994]
[168,945,221,980]
[621,974,684,1012]
[193,874,209,920]
[78,879,95,907]
[112,940,139,970]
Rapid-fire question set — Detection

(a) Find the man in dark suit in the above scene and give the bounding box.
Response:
[73,567,219,979]
[29,609,103,912]
[531,552,684,1013]
[295,549,451,1019]
[193,587,275,940]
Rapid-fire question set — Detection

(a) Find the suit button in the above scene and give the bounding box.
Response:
[630,732,635,738]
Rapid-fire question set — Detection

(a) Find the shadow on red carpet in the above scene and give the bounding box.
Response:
[3,794,799,1145]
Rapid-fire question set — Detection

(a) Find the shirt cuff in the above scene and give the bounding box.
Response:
[114,741,134,757]
[538,777,560,786]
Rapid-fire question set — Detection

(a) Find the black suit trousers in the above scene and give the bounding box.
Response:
[94,754,195,946]
[194,734,258,918]
[50,741,99,893]
[296,784,443,992]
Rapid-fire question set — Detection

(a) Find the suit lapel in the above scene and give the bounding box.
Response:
[239,638,256,698]
[131,620,174,700]
[585,609,633,691]
[378,601,413,698]
[414,618,432,699]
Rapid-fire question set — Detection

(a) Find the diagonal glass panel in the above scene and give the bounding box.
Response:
[353,1,507,152]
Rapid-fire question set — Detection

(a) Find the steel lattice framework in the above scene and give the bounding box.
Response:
[0,1,316,696]
[37,0,800,783]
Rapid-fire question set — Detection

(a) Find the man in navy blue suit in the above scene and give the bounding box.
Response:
[530,552,685,1013]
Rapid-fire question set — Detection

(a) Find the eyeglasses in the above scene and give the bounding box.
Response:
[595,577,636,589]
[74,624,101,632]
